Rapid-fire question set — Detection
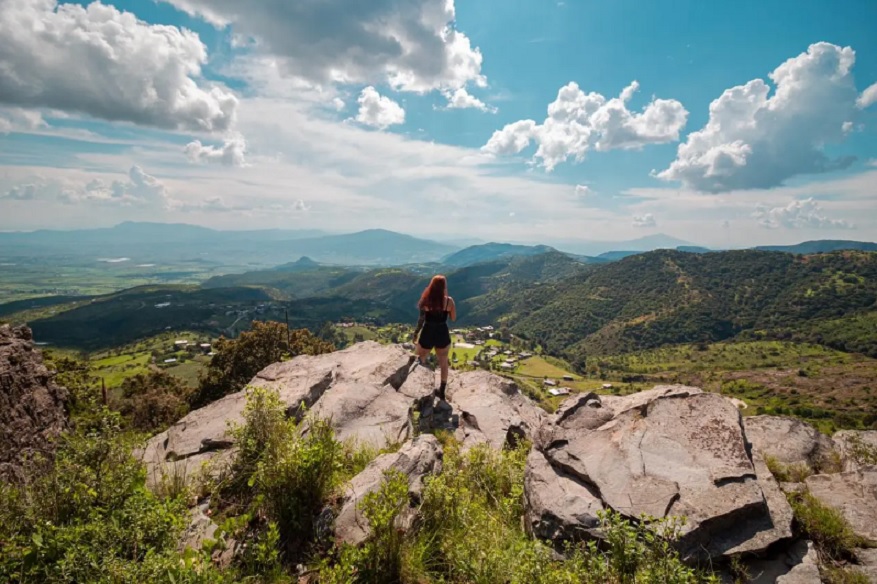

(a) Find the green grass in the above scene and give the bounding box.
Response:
[517,355,580,380]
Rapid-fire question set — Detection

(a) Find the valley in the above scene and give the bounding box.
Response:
[2,225,877,434]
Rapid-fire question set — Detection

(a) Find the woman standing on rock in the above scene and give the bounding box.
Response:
[413,275,456,400]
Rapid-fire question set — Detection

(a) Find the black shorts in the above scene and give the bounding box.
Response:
[419,323,451,350]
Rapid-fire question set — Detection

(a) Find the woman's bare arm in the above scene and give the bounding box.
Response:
[448,297,457,322]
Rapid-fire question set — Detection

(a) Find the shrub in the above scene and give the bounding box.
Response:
[191,321,335,408]
[787,490,864,562]
[763,455,814,483]
[215,386,345,562]
[118,370,192,433]
[0,408,228,583]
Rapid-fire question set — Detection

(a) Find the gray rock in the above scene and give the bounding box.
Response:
[853,548,877,583]
[180,501,218,552]
[0,324,69,481]
[833,430,877,472]
[142,342,423,480]
[736,539,821,584]
[447,371,545,450]
[524,449,603,544]
[334,435,443,546]
[540,390,789,560]
[720,451,794,556]
[744,415,836,471]
[309,380,414,449]
[805,466,877,544]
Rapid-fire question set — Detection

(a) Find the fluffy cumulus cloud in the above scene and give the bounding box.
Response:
[0,0,237,132]
[185,136,248,167]
[2,184,38,200]
[858,82,877,109]
[355,87,406,129]
[574,184,592,197]
[443,88,496,112]
[482,81,688,171]
[753,198,854,230]
[60,166,171,207]
[632,213,657,228]
[659,43,864,193]
[161,0,485,94]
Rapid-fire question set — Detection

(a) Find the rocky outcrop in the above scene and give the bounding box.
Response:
[0,324,69,480]
[524,449,604,543]
[142,343,539,485]
[143,342,424,482]
[744,415,836,470]
[533,387,794,561]
[833,430,877,472]
[728,540,821,584]
[805,466,877,544]
[333,434,443,546]
[448,371,545,450]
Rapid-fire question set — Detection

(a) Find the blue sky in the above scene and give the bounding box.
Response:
[0,0,876,248]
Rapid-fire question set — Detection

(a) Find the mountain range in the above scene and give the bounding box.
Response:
[3,221,876,268]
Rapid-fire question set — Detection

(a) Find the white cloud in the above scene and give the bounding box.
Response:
[753,198,854,230]
[57,165,171,207]
[632,213,657,228]
[659,43,862,192]
[482,81,688,171]
[858,82,877,108]
[161,0,485,94]
[185,136,248,167]
[354,87,405,129]
[2,184,38,200]
[574,184,592,197]
[293,199,310,212]
[331,97,346,111]
[0,107,46,134]
[0,0,237,132]
[444,88,496,112]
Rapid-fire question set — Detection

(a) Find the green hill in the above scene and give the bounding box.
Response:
[507,250,877,360]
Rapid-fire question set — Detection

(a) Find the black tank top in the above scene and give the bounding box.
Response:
[423,297,450,324]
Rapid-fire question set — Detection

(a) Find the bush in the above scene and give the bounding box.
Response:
[214,387,346,563]
[118,370,192,433]
[0,409,229,583]
[191,321,335,408]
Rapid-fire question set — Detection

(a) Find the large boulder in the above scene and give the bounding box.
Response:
[524,449,603,543]
[534,388,794,561]
[744,416,836,471]
[142,342,425,482]
[805,466,877,544]
[447,371,545,450]
[0,325,69,481]
[333,434,443,546]
[833,430,877,472]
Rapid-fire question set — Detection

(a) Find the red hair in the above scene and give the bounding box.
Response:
[418,275,447,311]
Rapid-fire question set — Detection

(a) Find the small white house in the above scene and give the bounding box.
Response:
[164,358,177,364]
[500,362,514,370]
[563,375,574,381]
[548,387,571,397]
[602,383,614,389]
[543,379,557,387]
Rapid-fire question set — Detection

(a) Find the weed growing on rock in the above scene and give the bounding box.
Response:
[787,490,864,562]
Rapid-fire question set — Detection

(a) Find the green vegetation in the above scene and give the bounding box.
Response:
[317,433,717,584]
[191,320,335,408]
[787,490,865,565]
[0,409,231,583]
[592,341,877,431]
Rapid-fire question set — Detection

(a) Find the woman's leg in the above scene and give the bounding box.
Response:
[416,343,429,365]
[435,346,450,399]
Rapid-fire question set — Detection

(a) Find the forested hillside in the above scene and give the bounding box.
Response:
[509,250,877,361]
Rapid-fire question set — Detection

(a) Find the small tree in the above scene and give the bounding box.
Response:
[191,321,335,408]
